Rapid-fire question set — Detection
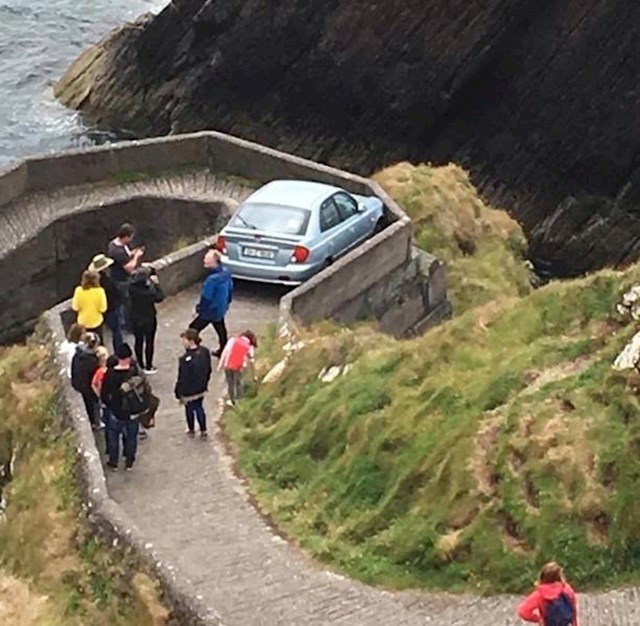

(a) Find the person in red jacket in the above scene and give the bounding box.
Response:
[518,562,578,626]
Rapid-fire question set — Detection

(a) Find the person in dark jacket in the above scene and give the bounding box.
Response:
[89,253,123,352]
[101,343,146,471]
[189,248,233,357]
[129,265,164,374]
[70,332,100,429]
[174,329,212,437]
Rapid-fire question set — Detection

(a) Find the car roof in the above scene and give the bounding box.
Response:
[245,180,343,210]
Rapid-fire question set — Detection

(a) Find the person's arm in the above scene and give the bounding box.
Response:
[174,357,184,399]
[517,590,542,623]
[149,275,165,303]
[100,371,113,404]
[71,287,80,312]
[204,349,212,383]
[122,248,144,274]
[98,287,107,314]
[217,342,231,371]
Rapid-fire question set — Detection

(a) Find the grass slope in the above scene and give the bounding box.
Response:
[227,261,640,594]
[374,162,532,313]
[0,344,168,625]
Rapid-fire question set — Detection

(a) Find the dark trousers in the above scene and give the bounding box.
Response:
[189,316,227,354]
[185,397,207,432]
[107,417,139,467]
[81,390,100,427]
[133,319,157,369]
[104,309,123,353]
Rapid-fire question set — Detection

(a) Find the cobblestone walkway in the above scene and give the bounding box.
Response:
[0,170,252,255]
[103,286,640,625]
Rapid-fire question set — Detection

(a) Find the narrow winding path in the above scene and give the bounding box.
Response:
[105,286,640,626]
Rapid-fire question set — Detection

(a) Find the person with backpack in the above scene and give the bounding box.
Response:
[129,265,164,374]
[518,562,578,626]
[59,322,86,378]
[174,329,212,437]
[101,343,151,471]
[189,248,233,358]
[70,332,101,430]
[217,330,258,406]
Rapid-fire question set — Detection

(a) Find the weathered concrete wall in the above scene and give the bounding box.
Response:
[0,131,449,342]
[39,242,224,625]
[0,196,231,343]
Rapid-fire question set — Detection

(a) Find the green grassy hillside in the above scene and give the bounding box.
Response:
[374,162,532,313]
[0,345,168,625]
[225,164,640,594]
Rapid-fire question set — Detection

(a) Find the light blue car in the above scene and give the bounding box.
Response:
[215,180,385,285]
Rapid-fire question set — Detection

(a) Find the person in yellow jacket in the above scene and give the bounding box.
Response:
[72,270,107,343]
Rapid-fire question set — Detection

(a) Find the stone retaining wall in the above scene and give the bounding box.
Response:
[40,242,221,625]
[0,130,449,341]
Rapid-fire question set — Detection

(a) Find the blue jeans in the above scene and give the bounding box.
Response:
[104,309,123,353]
[185,398,207,432]
[107,416,139,467]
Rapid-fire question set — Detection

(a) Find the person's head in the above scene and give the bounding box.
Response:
[539,562,564,584]
[106,355,119,369]
[115,342,133,364]
[242,330,258,348]
[88,253,114,274]
[131,266,150,284]
[95,346,109,367]
[116,223,135,245]
[203,248,221,270]
[67,323,86,344]
[180,328,201,349]
[83,332,100,352]
[81,270,100,289]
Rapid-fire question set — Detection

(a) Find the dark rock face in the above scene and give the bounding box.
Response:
[56,0,640,276]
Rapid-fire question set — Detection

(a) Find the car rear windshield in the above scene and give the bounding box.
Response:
[229,203,311,235]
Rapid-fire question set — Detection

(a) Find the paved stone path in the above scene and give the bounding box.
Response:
[105,285,640,626]
[0,170,252,255]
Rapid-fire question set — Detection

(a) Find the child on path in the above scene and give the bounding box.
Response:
[60,323,86,378]
[72,270,107,344]
[218,330,258,406]
[518,561,578,626]
[174,329,212,437]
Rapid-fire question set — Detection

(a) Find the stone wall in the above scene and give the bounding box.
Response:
[40,241,223,625]
[0,196,232,343]
[0,131,449,342]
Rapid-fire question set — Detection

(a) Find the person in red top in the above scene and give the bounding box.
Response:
[518,562,578,626]
[218,330,258,405]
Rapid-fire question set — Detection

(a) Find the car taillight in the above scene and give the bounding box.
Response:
[215,235,227,254]
[291,245,310,263]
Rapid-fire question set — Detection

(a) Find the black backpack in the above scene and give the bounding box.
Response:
[545,591,575,626]
[119,367,150,415]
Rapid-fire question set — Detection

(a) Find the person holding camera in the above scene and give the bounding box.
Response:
[107,222,145,333]
[129,265,164,375]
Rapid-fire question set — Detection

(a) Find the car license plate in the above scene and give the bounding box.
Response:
[243,247,275,259]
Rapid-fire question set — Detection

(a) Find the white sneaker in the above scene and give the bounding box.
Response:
[225,399,234,407]
[143,367,158,375]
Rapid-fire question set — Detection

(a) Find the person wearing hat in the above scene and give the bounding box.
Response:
[89,253,122,352]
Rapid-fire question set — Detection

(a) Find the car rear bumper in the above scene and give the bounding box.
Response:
[221,256,319,286]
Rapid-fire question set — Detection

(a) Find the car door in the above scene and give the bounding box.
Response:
[332,191,366,252]
[318,198,344,261]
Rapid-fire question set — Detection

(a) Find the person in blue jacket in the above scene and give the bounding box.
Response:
[189,248,234,357]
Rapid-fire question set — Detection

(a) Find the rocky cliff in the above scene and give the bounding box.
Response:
[55,0,640,277]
